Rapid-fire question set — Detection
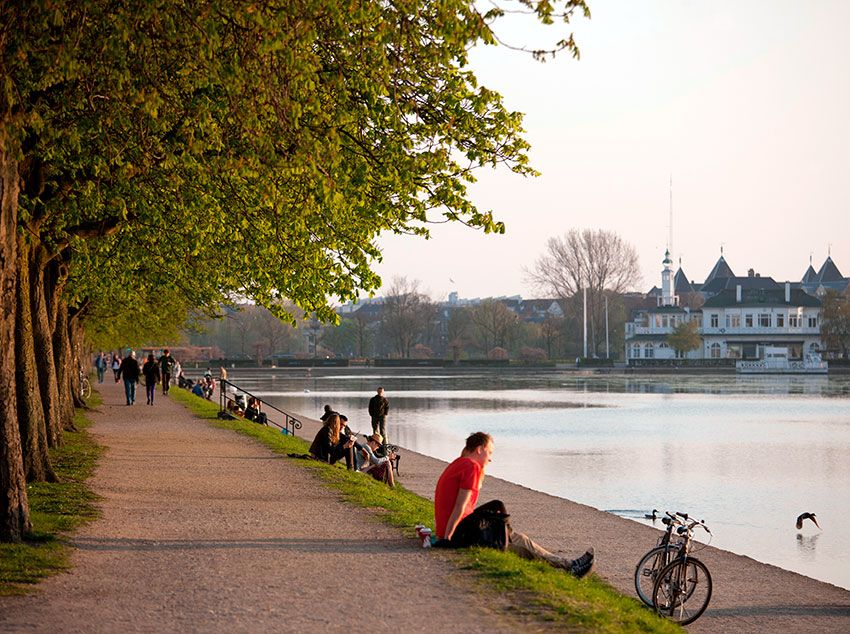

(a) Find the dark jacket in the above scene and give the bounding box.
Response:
[309,427,348,464]
[158,354,176,375]
[117,356,141,382]
[368,394,389,419]
[142,360,161,386]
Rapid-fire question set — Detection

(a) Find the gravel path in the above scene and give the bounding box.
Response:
[2,381,848,633]
[0,382,518,633]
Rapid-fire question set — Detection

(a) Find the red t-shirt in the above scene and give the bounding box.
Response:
[434,457,481,538]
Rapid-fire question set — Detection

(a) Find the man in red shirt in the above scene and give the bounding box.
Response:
[434,432,595,578]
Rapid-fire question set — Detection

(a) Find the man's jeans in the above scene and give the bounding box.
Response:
[124,379,137,405]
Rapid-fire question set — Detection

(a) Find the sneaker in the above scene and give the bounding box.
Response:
[569,548,595,578]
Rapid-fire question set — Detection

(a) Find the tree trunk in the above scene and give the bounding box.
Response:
[0,128,32,541]
[30,245,63,448]
[54,300,78,424]
[15,239,57,483]
[68,308,86,413]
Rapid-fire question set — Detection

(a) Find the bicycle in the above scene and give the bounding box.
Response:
[634,511,688,606]
[651,517,713,625]
[79,369,92,400]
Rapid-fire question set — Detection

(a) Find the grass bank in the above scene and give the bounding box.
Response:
[170,388,681,633]
[0,394,103,596]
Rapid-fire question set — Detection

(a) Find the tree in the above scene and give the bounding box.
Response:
[1,0,589,540]
[667,320,701,358]
[381,278,430,358]
[820,289,850,358]
[469,299,519,355]
[446,307,471,362]
[1,125,31,541]
[528,229,640,356]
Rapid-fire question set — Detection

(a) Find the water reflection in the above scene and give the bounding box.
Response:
[796,532,821,560]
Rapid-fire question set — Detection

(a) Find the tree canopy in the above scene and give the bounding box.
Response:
[0,0,591,540]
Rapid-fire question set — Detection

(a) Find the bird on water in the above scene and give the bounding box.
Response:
[796,512,821,530]
[644,509,658,520]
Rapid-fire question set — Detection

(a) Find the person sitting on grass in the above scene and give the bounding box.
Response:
[433,431,595,578]
[358,433,396,487]
[308,413,355,466]
[244,397,267,425]
[191,380,205,398]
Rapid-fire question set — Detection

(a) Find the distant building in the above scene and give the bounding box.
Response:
[625,250,847,362]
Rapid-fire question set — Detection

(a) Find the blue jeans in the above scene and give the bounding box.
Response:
[124,379,137,404]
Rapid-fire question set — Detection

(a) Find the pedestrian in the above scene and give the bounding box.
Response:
[432,432,595,578]
[368,386,389,451]
[158,348,177,395]
[94,351,107,383]
[111,353,122,380]
[116,350,141,406]
[142,354,161,406]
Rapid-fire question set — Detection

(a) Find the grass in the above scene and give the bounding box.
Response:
[0,393,103,596]
[170,388,682,632]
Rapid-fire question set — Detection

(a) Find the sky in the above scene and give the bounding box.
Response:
[371,0,850,302]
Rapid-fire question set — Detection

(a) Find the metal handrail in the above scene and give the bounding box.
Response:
[218,378,303,437]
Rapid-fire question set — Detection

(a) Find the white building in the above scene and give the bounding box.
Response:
[625,252,843,363]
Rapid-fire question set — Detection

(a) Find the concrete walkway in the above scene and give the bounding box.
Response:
[2,380,849,632]
[0,381,517,633]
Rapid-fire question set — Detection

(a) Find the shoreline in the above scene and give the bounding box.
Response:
[292,411,850,632]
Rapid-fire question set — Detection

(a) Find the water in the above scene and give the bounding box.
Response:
[221,367,850,590]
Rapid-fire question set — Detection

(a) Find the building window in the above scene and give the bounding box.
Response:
[808,316,817,328]
[710,313,719,328]
[745,314,753,328]
[789,314,799,327]
[659,342,669,349]
[710,342,721,359]
[726,344,742,359]
[644,343,654,358]
[758,313,771,327]
[776,314,784,328]
[631,344,641,359]
[726,314,740,328]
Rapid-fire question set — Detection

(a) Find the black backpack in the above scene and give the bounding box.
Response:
[451,507,512,551]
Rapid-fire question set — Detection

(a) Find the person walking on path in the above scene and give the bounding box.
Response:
[158,349,176,395]
[94,352,107,383]
[433,432,595,578]
[368,386,389,451]
[116,350,141,405]
[142,354,161,406]
[111,353,121,381]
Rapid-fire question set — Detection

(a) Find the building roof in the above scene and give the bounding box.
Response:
[700,275,780,295]
[801,264,818,284]
[674,267,697,294]
[702,288,821,308]
[816,256,844,283]
[704,256,735,285]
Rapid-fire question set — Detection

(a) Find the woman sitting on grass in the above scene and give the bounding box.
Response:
[308,414,354,465]
[358,433,395,487]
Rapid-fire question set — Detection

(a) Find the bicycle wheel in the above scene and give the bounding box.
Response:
[634,545,674,606]
[652,557,712,625]
[80,377,92,399]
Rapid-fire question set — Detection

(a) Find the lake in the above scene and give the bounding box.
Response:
[220,367,850,590]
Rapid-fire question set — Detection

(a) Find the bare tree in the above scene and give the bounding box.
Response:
[469,299,519,355]
[528,229,640,356]
[381,277,430,358]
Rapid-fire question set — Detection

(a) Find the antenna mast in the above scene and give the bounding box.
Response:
[668,175,673,261]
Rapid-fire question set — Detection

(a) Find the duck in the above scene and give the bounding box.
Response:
[644,509,659,520]
[796,512,821,530]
